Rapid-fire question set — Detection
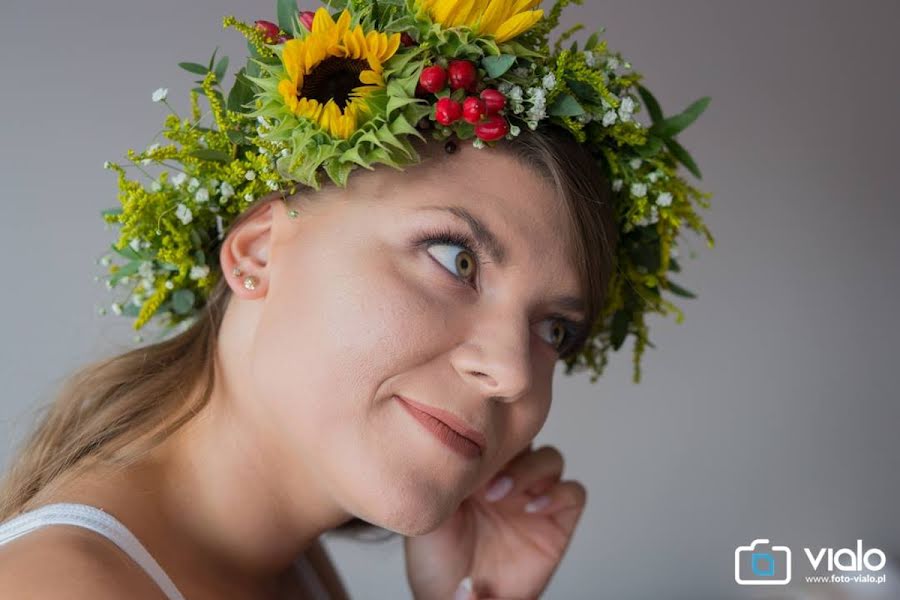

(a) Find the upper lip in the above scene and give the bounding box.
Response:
[395,394,487,452]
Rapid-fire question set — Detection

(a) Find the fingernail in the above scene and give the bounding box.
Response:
[484,476,513,502]
[524,495,551,513]
[454,575,474,600]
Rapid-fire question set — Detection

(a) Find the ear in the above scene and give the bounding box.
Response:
[219,199,282,299]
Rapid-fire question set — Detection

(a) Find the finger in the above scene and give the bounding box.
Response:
[480,445,564,503]
[521,480,588,532]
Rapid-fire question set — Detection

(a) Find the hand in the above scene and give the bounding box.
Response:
[403,443,587,600]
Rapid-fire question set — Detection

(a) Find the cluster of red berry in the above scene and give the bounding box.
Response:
[417,60,510,142]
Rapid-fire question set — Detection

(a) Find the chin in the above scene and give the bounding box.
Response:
[354,477,463,537]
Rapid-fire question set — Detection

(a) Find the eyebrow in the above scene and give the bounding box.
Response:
[418,204,587,318]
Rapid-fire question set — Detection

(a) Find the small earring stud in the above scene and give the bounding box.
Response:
[243,275,258,291]
[232,266,243,277]
[287,209,299,219]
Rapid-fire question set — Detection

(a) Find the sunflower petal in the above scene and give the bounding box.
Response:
[493,9,543,42]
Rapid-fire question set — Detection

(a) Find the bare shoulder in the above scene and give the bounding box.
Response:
[0,525,168,599]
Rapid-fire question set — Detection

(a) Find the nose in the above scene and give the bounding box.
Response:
[450,309,534,402]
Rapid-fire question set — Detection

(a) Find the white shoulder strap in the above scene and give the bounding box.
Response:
[0,502,186,600]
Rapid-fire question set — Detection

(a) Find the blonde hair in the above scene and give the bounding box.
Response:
[0,127,617,538]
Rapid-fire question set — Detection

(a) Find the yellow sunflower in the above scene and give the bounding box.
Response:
[416,0,544,43]
[277,8,401,139]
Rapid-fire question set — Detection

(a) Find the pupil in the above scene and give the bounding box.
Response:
[299,57,369,109]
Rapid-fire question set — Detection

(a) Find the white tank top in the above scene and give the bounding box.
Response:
[0,502,330,599]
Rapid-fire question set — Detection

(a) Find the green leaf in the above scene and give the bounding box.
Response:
[101,207,123,218]
[214,56,229,83]
[651,96,711,139]
[610,310,630,350]
[227,68,254,113]
[665,138,702,179]
[109,260,140,286]
[636,84,662,124]
[668,258,681,272]
[634,136,663,158]
[482,54,516,79]
[277,0,298,35]
[208,47,219,72]
[548,94,584,117]
[178,62,208,75]
[666,280,696,298]
[110,243,142,261]
[566,78,601,105]
[189,149,231,162]
[585,32,599,50]
[172,289,196,315]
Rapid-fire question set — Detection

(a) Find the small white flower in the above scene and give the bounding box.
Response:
[509,124,521,136]
[280,149,290,158]
[629,158,643,170]
[216,215,225,240]
[259,146,269,155]
[152,87,168,103]
[190,265,210,280]
[656,192,673,207]
[219,181,235,199]
[584,51,596,68]
[195,188,209,203]
[105,279,115,290]
[472,138,486,149]
[146,143,160,154]
[244,193,255,202]
[618,96,636,122]
[188,177,200,191]
[96,306,107,316]
[630,182,647,197]
[245,170,257,181]
[647,171,660,183]
[103,160,112,169]
[606,57,620,71]
[175,203,193,225]
[111,302,123,315]
[209,178,219,188]
[165,280,175,290]
[575,113,593,125]
[138,261,154,279]
[508,86,523,101]
[266,179,279,190]
[100,255,112,267]
[611,179,623,192]
[150,181,162,192]
[171,172,187,187]
[541,73,557,90]
[131,294,144,307]
[129,238,142,252]
[602,111,617,126]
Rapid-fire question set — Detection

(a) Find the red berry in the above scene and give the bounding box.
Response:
[474,114,510,142]
[463,97,486,124]
[255,20,280,43]
[480,89,506,115]
[400,32,417,47]
[435,98,463,126]
[299,11,316,31]
[448,60,478,92]
[419,65,448,94]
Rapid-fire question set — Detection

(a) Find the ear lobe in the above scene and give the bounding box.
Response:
[219,201,277,297]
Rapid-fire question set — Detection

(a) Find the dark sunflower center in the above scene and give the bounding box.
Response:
[299,57,370,109]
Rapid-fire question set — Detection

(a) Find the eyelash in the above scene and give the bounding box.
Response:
[415,226,584,357]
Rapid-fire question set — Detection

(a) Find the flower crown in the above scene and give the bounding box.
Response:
[98,0,714,383]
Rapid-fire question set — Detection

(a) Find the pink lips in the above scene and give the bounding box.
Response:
[395,395,485,459]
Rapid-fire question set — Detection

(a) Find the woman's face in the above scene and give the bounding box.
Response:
[224,143,586,535]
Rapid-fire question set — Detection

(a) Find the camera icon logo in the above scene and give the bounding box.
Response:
[735,539,792,585]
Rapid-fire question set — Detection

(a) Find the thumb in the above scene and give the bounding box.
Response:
[454,575,476,600]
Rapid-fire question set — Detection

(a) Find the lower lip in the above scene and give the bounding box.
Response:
[396,397,482,460]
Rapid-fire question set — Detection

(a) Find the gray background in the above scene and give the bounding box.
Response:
[2,1,898,599]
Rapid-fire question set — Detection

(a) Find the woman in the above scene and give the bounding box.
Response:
[0,1,712,597]
[0,128,615,599]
